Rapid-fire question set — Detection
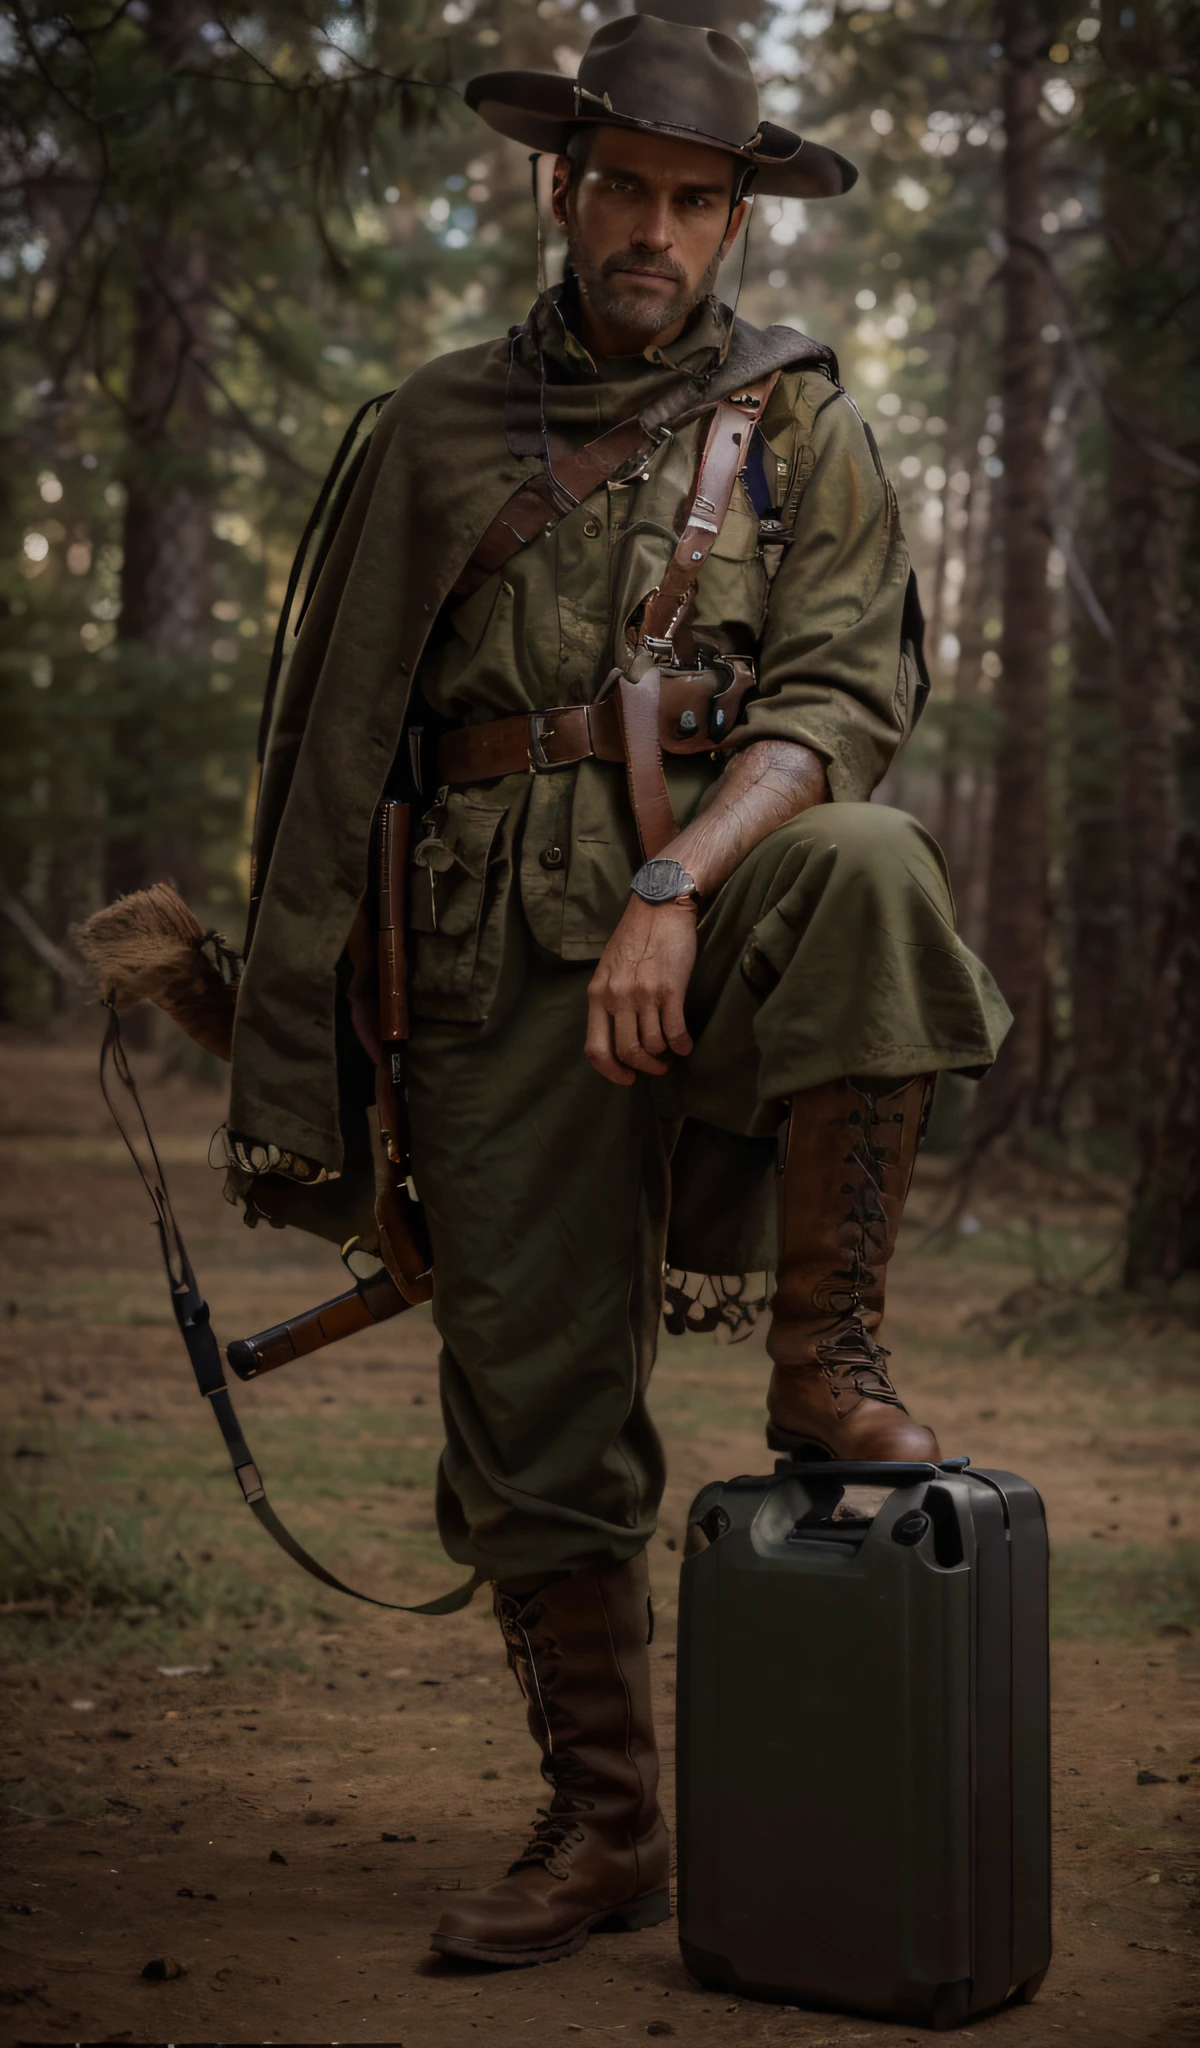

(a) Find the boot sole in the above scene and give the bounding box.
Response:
[767,1424,941,1462]
[766,1425,834,1459]
[429,1887,671,1969]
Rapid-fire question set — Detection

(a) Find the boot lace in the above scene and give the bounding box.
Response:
[808,1092,898,1411]
[816,1322,905,1412]
[508,1803,589,1878]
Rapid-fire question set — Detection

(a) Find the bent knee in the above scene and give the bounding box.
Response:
[790,799,939,867]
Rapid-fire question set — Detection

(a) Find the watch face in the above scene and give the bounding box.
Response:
[636,859,687,902]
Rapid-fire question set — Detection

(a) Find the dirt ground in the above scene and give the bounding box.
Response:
[0,1031,1197,2048]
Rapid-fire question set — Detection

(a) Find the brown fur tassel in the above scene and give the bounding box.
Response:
[72,884,239,1062]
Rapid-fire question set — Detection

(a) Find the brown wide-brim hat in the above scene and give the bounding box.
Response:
[465,12,857,202]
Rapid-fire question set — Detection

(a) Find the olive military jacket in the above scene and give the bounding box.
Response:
[228,289,925,1235]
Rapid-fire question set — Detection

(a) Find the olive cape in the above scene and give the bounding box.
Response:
[229,292,839,1263]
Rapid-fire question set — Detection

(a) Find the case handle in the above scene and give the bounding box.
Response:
[772,1456,970,1485]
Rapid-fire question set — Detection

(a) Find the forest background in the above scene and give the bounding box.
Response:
[1,0,1196,1297]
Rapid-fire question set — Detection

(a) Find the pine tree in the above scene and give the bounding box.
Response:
[0,0,487,1011]
[1079,0,1200,1284]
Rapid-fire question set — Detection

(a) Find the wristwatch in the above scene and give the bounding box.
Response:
[630,858,700,905]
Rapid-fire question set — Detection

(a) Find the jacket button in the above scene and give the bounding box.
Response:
[582,517,602,538]
[539,844,565,871]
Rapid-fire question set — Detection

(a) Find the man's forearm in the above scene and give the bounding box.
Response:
[586,743,827,1082]
[662,739,828,897]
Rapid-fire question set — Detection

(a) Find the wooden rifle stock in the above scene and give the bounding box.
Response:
[226,1266,410,1381]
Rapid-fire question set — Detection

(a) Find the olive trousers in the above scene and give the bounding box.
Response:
[405,802,1010,1583]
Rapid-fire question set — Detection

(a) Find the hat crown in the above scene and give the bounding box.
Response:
[576,14,760,150]
[463,13,858,200]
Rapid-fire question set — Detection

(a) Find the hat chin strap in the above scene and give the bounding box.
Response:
[530,151,547,296]
[723,190,753,321]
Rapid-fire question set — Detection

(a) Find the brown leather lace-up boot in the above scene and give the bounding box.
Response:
[429,1553,669,1967]
[766,1073,940,1462]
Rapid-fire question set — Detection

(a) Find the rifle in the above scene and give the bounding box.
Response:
[97,804,475,1612]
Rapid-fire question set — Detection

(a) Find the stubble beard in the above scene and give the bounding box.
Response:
[568,231,726,345]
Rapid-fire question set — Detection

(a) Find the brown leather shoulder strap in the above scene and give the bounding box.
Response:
[639,371,781,659]
[453,415,651,600]
[453,366,784,609]
[619,373,779,860]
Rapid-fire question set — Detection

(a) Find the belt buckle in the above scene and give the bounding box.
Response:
[527,711,556,772]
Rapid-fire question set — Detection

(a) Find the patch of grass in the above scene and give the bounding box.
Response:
[7,1272,174,1326]
[0,1498,283,1659]
[1050,1541,1200,1640]
[14,1407,441,1503]
[0,1443,471,1665]
[0,1501,199,1614]
[962,1297,1200,1394]
[248,1410,440,1498]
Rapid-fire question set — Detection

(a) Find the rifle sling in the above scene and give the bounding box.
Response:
[98,1004,478,1618]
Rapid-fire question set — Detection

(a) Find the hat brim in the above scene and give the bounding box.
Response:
[464,72,857,200]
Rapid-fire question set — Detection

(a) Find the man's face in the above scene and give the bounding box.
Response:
[551,127,747,351]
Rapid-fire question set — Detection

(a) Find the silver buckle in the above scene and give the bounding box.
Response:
[527,712,553,771]
[640,634,680,666]
[528,711,580,773]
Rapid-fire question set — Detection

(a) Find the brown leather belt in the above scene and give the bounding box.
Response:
[436,661,756,785]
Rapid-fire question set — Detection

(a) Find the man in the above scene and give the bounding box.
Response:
[228,15,1010,1972]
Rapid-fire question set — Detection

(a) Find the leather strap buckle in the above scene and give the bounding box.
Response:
[527,711,553,771]
[527,710,581,773]
[707,657,753,743]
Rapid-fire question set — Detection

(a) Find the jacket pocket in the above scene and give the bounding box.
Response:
[693,475,768,649]
[408,788,514,1022]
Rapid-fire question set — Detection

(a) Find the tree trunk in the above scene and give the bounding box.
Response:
[978,0,1054,1135]
[1124,806,1200,1288]
[1109,431,1189,984]
[937,445,991,926]
[1064,562,1128,1132]
[108,1,214,904]
[1098,5,1199,1282]
[1113,415,1196,1285]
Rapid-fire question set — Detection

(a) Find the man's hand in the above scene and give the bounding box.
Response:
[586,896,697,1085]
[583,739,828,1086]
